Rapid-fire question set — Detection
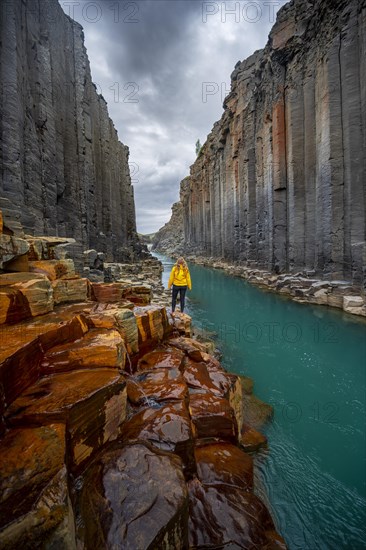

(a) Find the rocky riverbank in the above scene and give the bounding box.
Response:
[184,255,366,318]
[0,210,285,548]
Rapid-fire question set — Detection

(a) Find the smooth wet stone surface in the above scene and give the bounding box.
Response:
[189,393,238,442]
[195,442,253,490]
[78,443,189,549]
[137,349,185,371]
[6,370,127,473]
[121,401,195,475]
[0,424,65,530]
[168,336,206,362]
[188,478,282,549]
[127,367,187,405]
[41,328,125,374]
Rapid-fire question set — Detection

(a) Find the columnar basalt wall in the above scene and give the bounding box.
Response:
[0,0,139,261]
[181,0,366,287]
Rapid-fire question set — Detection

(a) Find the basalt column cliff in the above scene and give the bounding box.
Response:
[0,0,139,261]
[182,0,366,287]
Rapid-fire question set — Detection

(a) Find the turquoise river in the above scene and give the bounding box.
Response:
[153,252,366,550]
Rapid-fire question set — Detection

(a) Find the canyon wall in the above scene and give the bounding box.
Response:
[152,178,188,255]
[181,0,366,287]
[0,0,140,262]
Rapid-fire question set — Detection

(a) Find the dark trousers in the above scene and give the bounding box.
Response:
[172,285,187,313]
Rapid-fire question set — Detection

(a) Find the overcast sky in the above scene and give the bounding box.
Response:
[59,0,283,234]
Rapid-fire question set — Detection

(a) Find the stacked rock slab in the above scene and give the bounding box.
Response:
[0,0,140,261]
[76,336,286,549]
[0,215,181,545]
[0,219,285,547]
[178,0,365,289]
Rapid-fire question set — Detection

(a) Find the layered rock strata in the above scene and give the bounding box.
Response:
[178,0,366,291]
[0,0,140,261]
[0,220,284,548]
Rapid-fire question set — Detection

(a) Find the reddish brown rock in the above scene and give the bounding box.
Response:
[87,304,139,355]
[195,442,253,490]
[0,312,89,407]
[41,328,125,374]
[0,424,66,531]
[0,337,43,408]
[0,272,54,323]
[240,425,268,453]
[189,392,238,442]
[137,348,185,371]
[188,478,284,549]
[91,282,125,303]
[6,370,127,473]
[78,443,189,549]
[127,368,187,405]
[134,305,171,354]
[122,284,152,305]
[121,401,195,475]
[168,336,206,362]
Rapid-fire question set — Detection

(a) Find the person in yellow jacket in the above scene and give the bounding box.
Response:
[167,257,192,314]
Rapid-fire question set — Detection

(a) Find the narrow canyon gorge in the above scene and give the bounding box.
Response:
[154,0,366,315]
[1,0,365,547]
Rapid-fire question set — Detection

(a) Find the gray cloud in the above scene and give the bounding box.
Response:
[59,0,283,233]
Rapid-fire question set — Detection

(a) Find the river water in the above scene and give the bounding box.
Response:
[153,252,366,550]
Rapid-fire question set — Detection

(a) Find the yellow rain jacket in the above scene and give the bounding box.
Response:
[168,265,192,290]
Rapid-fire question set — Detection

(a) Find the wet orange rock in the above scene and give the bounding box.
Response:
[168,336,206,362]
[0,312,89,407]
[0,424,66,531]
[0,272,53,323]
[121,401,195,475]
[134,305,171,354]
[189,392,238,442]
[240,424,268,452]
[78,443,189,549]
[184,357,236,396]
[29,259,76,280]
[0,210,3,233]
[52,277,89,304]
[127,367,187,405]
[194,442,253,490]
[182,358,243,434]
[137,348,185,371]
[87,304,139,355]
[41,328,125,374]
[188,478,285,549]
[6,369,127,473]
